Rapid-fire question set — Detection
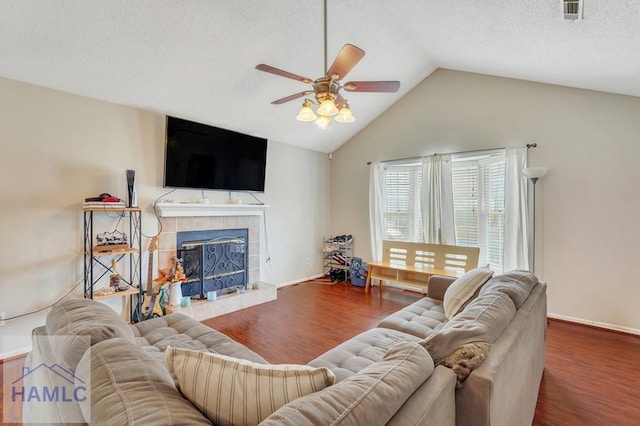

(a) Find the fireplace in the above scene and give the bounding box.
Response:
[155,204,274,320]
[177,229,249,299]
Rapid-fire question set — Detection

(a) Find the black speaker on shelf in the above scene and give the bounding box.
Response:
[126,169,137,207]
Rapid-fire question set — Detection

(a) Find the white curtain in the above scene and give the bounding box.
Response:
[504,147,529,271]
[369,161,386,262]
[421,154,456,244]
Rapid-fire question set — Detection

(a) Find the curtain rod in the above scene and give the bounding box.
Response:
[366,143,538,165]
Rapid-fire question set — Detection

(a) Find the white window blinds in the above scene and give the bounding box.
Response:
[451,152,506,272]
[379,150,508,273]
[383,164,423,242]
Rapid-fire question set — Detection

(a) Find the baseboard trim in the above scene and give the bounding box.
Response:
[277,274,325,288]
[548,313,640,336]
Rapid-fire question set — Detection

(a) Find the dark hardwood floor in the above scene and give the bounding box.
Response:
[203,278,420,365]
[205,279,640,426]
[2,279,639,425]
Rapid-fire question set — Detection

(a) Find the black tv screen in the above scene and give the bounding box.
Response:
[164,116,268,192]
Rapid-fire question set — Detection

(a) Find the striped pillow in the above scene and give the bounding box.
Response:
[166,347,336,426]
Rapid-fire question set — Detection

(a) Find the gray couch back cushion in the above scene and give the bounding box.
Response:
[45,298,136,371]
[479,270,538,308]
[76,338,212,425]
[262,342,434,426]
[421,291,517,362]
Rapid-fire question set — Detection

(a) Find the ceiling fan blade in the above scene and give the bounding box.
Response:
[343,81,401,93]
[326,44,365,80]
[271,91,313,105]
[256,64,313,84]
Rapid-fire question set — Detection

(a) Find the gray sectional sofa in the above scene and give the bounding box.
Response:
[23,270,546,425]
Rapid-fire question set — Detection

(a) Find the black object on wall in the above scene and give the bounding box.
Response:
[164,116,268,192]
[126,169,136,207]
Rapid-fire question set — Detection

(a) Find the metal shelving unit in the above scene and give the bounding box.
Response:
[322,235,353,282]
[83,207,142,322]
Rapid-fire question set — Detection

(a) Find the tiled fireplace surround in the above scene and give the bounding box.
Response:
[155,203,275,320]
[157,215,260,284]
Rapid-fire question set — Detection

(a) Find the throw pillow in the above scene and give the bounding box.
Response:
[165,347,336,426]
[422,291,516,363]
[442,265,494,319]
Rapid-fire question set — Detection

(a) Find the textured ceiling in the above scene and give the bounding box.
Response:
[1,0,639,153]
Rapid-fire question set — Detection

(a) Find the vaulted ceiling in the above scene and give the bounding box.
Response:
[1,1,639,153]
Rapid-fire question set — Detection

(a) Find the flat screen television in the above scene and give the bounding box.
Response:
[164,116,268,192]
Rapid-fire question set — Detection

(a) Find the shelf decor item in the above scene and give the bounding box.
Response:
[95,230,129,252]
[126,169,137,208]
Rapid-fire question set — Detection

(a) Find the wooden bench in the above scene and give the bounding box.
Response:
[365,241,480,293]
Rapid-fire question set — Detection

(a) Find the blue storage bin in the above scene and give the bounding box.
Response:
[351,275,366,287]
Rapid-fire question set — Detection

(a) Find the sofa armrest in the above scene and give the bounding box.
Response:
[76,338,212,425]
[427,275,457,301]
[455,282,547,426]
[387,365,456,426]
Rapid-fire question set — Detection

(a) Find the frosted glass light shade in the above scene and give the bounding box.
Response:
[296,101,317,122]
[522,167,548,180]
[317,99,339,116]
[335,104,355,123]
[315,115,333,130]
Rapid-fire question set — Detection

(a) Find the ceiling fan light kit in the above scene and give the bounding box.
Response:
[315,115,333,130]
[335,102,355,123]
[296,100,318,122]
[256,0,399,130]
[317,99,339,116]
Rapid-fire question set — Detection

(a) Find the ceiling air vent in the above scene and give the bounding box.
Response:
[563,0,583,20]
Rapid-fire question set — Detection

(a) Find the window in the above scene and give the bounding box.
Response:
[451,152,506,272]
[383,163,423,242]
[379,150,507,273]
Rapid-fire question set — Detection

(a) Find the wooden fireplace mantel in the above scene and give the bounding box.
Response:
[156,202,270,217]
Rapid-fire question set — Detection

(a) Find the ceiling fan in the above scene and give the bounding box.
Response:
[255,0,400,129]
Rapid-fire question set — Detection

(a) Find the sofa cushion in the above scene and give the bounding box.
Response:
[262,342,434,426]
[479,270,538,308]
[422,291,516,362]
[443,265,494,319]
[45,298,136,371]
[308,328,421,382]
[131,313,267,364]
[166,347,335,426]
[76,338,211,425]
[377,297,447,338]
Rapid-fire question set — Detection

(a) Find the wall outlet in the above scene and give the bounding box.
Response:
[0,312,5,327]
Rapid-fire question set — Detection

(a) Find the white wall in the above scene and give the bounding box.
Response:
[331,69,640,333]
[0,77,330,357]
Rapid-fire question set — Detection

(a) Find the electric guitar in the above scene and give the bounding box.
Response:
[140,236,164,320]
